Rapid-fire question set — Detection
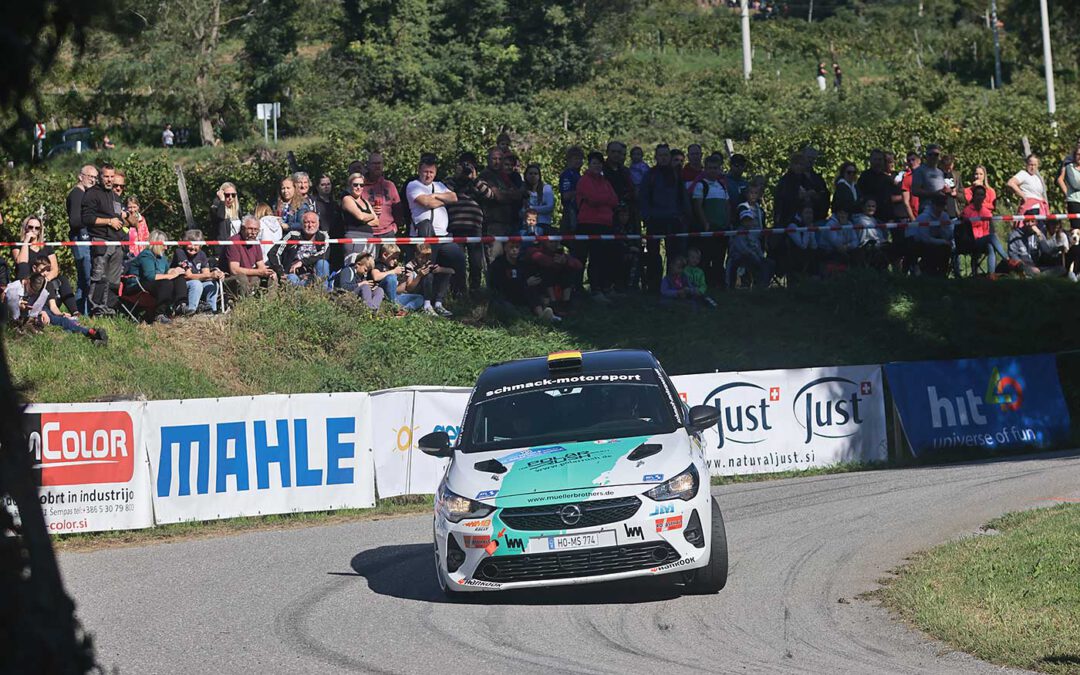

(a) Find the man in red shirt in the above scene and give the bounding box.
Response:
[223,215,277,300]
[681,143,705,188]
[364,152,401,237]
[901,151,921,221]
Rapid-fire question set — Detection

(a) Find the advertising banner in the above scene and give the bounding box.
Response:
[370,389,416,498]
[408,388,470,494]
[671,366,888,475]
[145,393,375,523]
[18,402,154,534]
[885,355,1070,457]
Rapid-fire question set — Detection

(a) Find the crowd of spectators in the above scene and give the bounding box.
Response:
[4,135,1080,341]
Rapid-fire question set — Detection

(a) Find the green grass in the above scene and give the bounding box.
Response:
[10,272,1080,405]
[709,461,885,485]
[881,504,1080,674]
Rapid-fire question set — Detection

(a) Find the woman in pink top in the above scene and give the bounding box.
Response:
[960,185,1006,273]
[963,165,997,212]
[125,196,150,256]
[575,151,620,299]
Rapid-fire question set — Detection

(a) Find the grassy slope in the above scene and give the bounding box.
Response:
[9,272,1080,405]
[881,504,1080,674]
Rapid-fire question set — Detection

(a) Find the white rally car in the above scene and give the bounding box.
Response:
[420,349,728,595]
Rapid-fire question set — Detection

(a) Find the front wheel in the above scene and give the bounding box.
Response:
[687,497,728,594]
[434,529,460,599]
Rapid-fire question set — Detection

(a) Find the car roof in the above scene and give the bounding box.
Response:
[475,349,661,393]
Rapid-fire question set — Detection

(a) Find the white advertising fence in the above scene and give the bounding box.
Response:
[144,393,376,523]
[17,402,154,534]
[18,365,891,534]
[671,365,888,476]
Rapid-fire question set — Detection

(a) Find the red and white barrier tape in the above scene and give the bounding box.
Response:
[3,213,1077,248]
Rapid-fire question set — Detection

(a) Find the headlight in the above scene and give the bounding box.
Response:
[437,483,495,523]
[644,464,699,501]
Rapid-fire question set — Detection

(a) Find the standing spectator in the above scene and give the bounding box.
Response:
[444,153,492,293]
[406,155,461,315]
[959,185,1007,275]
[4,269,106,343]
[629,146,650,188]
[802,148,830,221]
[726,154,750,207]
[111,169,127,202]
[14,216,78,314]
[67,164,98,313]
[603,141,636,218]
[670,148,686,174]
[270,211,330,286]
[127,229,187,323]
[223,216,278,300]
[210,182,241,242]
[964,165,997,212]
[816,62,828,91]
[102,135,116,150]
[901,151,922,220]
[559,146,584,235]
[292,172,316,211]
[312,174,340,233]
[338,253,384,311]
[912,194,954,277]
[253,203,284,262]
[833,162,859,216]
[832,62,842,90]
[857,150,906,225]
[276,177,307,232]
[124,196,150,258]
[364,152,401,237]
[689,153,732,286]
[640,144,691,291]
[728,179,773,288]
[576,151,620,301]
[340,172,380,258]
[478,146,524,258]
[1007,155,1050,222]
[939,154,964,216]
[172,231,223,314]
[81,163,126,316]
[406,243,454,316]
[521,164,555,233]
[681,144,705,188]
[487,240,557,322]
[773,152,811,229]
[1056,141,1080,228]
[496,131,513,156]
[911,145,949,214]
[162,123,174,149]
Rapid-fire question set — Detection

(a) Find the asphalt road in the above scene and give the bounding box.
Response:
[60,451,1080,674]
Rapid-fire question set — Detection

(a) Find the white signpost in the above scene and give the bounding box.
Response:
[256,102,281,143]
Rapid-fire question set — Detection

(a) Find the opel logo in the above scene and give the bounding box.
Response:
[558,504,583,526]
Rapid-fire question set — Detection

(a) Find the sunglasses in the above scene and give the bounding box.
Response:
[351,182,364,188]
[114,184,126,189]
[26,226,41,231]
[224,193,237,198]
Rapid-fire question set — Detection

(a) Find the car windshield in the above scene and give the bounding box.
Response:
[462,377,679,453]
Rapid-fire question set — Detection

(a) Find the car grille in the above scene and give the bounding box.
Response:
[474,542,680,583]
[500,496,642,531]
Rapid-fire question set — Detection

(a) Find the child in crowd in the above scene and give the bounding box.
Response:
[684,248,717,307]
[660,255,704,304]
[339,252,384,310]
[728,180,773,288]
[407,243,454,316]
[521,208,541,237]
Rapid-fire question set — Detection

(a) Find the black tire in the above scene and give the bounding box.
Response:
[688,497,728,594]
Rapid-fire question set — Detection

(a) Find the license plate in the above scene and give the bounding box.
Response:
[534,530,616,553]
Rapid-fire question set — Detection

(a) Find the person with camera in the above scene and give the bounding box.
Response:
[444,152,494,293]
[405,243,454,316]
[338,252,385,311]
[172,229,225,313]
[4,262,107,343]
[270,210,330,287]
[223,215,278,300]
[14,216,79,315]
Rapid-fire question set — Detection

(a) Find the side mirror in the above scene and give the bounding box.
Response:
[687,405,721,432]
[418,431,453,458]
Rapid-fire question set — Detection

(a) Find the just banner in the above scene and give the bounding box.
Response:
[885,354,1070,457]
[144,393,376,523]
[371,387,468,497]
[670,366,888,475]
[17,402,154,534]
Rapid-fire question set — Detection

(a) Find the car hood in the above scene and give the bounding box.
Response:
[447,431,691,508]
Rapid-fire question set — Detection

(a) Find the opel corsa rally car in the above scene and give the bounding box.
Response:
[420,349,728,595]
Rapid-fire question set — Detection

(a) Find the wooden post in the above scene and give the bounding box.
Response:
[174,164,196,230]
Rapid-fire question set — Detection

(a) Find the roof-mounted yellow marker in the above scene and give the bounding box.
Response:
[547,350,583,372]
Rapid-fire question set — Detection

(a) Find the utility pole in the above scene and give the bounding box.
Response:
[990,0,1003,89]
[741,0,752,80]
[1039,0,1057,131]
[808,0,814,23]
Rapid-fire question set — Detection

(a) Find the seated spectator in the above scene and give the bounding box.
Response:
[172,230,224,314]
[957,185,1006,275]
[127,229,188,323]
[629,146,650,188]
[728,180,773,288]
[124,196,150,258]
[660,255,705,305]
[823,204,861,268]
[488,240,558,322]
[785,204,820,278]
[371,244,406,308]
[254,202,284,261]
[386,258,429,313]
[338,253,384,311]
[913,194,954,277]
[270,211,330,286]
[276,177,308,232]
[524,238,584,310]
[1036,220,1070,273]
[210,182,242,241]
[406,243,454,317]
[684,247,717,307]
[521,164,555,233]
[964,165,997,211]
[1007,215,1063,277]
[223,215,278,300]
[14,216,79,315]
[4,269,106,343]
[852,198,891,270]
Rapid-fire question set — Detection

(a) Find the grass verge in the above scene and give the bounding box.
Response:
[880,503,1080,675]
[709,461,885,485]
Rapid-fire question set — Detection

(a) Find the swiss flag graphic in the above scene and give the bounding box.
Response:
[769,387,780,402]
[861,381,872,395]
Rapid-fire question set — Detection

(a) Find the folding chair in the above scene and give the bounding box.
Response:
[117,274,156,322]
